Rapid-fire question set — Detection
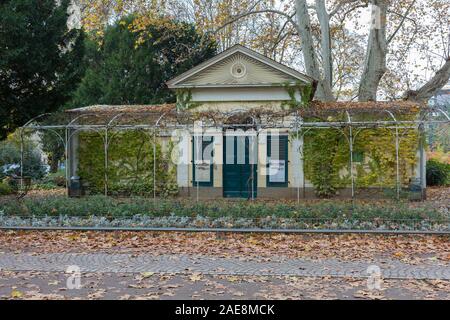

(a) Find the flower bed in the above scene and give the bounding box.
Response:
[0,195,448,231]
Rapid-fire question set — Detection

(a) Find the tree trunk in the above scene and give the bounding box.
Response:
[404,58,450,102]
[358,0,387,101]
[295,0,334,101]
[315,0,333,89]
[50,156,59,173]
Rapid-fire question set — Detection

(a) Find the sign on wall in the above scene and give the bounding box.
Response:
[268,159,286,183]
[194,161,211,182]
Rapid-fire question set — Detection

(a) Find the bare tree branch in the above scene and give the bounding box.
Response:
[271,13,297,59]
[215,9,298,35]
[404,58,450,101]
[329,0,366,17]
[387,0,417,45]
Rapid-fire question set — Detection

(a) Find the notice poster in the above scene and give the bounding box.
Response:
[268,159,285,183]
[195,162,210,182]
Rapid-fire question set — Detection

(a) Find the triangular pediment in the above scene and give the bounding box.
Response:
[167,45,314,88]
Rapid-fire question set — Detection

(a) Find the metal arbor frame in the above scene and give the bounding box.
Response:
[18,104,450,202]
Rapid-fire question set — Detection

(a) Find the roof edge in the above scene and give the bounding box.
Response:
[166,44,315,89]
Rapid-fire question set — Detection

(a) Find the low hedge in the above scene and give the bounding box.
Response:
[0,195,446,222]
[426,159,449,186]
[0,182,13,195]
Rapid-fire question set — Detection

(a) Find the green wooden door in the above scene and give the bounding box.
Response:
[223,135,257,198]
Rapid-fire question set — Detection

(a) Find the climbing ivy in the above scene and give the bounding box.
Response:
[302,114,420,197]
[281,82,314,110]
[175,89,202,110]
[77,131,178,196]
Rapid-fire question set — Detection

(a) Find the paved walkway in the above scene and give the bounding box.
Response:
[0,253,448,280]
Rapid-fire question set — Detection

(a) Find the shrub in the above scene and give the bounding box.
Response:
[0,196,444,222]
[0,136,46,180]
[52,175,66,187]
[45,171,66,187]
[0,182,13,195]
[426,159,449,186]
[32,170,66,190]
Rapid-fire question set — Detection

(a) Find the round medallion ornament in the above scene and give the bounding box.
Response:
[230,62,247,78]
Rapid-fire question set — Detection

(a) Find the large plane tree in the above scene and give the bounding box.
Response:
[76,0,449,102]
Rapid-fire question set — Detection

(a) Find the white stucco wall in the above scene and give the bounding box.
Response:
[190,87,301,102]
[175,125,306,191]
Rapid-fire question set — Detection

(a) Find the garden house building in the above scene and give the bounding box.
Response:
[23,45,450,200]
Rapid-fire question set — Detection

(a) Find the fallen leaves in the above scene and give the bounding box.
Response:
[66,234,80,242]
[87,289,106,299]
[1,271,449,300]
[246,237,259,245]
[10,289,23,298]
[189,274,203,282]
[3,230,449,265]
[140,272,154,279]
[353,290,385,300]
[226,276,239,283]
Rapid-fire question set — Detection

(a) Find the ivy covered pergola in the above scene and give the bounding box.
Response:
[18,101,449,202]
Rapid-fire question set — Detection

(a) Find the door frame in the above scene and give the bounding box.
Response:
[222,132,257,198]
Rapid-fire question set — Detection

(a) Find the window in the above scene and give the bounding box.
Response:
[267,135,288,187]
[352,151,364,163]
[192,136,214,186]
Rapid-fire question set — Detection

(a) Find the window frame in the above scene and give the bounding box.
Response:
[266,134,289,187]
[192,135,214,187]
